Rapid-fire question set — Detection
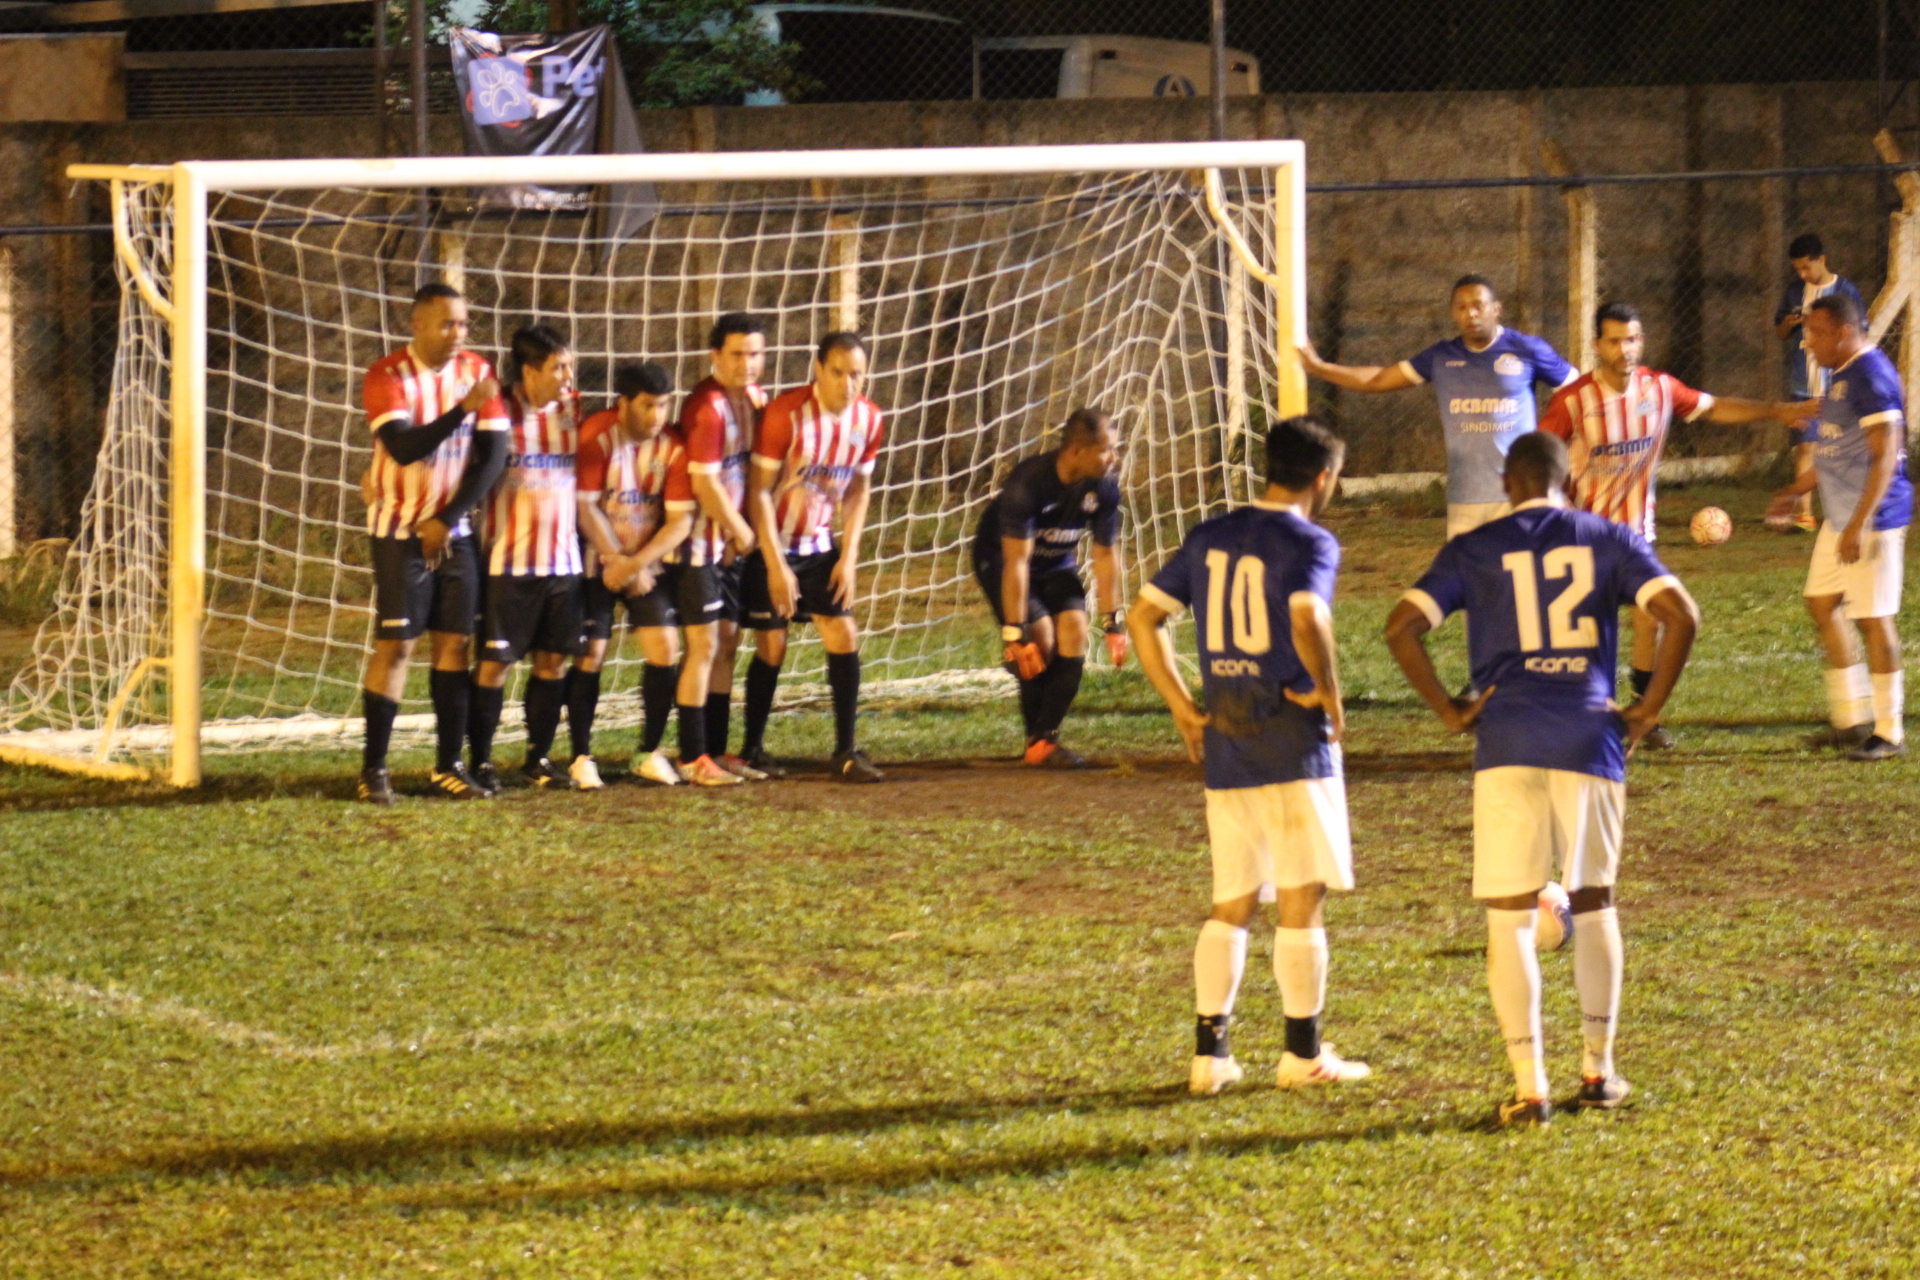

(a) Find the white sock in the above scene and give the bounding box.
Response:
[1572,908,1623,1080]
[1194,920,1248,1019]
[1273,926,1329,1021]
[1486,908,1547,1100]
[1826,664,1873,730]
[1872,670,1905,744]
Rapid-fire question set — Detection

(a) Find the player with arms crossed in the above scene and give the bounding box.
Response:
[1542,301,1810,748]
[669,313,768,784]
[1299,275,1576,538]
[1130,414,1371,1096]
[1384,432,1699,1126]
[1767,293,1912,761]
[972,409,1129,767]
[569,361,694,789]
[468,323,588,791]
[358,282,509,804]
[740,332,886,783]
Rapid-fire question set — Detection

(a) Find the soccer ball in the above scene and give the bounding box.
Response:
[1535,882,1573,953]
[1689,506,1733,545]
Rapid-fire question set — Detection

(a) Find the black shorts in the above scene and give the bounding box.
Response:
[742,545,850,630]
[582,575,677,640]
[972,547,1088,626]
[659,561,729,629]
[479,574,587,664]
[370,532,480,641]
[712,559,743,625]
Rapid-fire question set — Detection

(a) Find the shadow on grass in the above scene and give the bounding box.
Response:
[2,1083,1470,1202]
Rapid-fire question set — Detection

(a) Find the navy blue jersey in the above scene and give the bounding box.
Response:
[1405,502,1678,782]
[1813,346,1912,532]
[975,450,1121,571]
[1142,501,1341,791]
[1400,329,1576,504]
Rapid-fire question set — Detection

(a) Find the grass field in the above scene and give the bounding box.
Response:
[3,484,1918,1278]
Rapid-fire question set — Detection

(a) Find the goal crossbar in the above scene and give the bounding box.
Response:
[14,141,1307,787]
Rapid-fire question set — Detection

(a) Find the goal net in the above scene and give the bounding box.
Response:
[2,142,1305,784]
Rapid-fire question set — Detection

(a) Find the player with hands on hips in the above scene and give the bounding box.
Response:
[1383,431,1700,1127]
[1131,414,1370,1098]
[971,408,1128,768]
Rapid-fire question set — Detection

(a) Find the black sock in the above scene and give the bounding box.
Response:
[1285,1015,1322,1061]
[826,650,861,756]
[706,692,731,760]
[362,690,399,771]
[469,681,504,768]
[568,668,601,759]
[1017,672,1043,740]
[1030,656,1085,742]
[524,675,565,762]
[1630,667,1653,700]
[678,702,708,763]
[428,670,469,772]
[641,663,678,753]
[743,656,782,757]
[1196,1013,1231,1059]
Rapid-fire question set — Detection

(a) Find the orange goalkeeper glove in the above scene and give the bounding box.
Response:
[1103,610,1129,667]
[1001,624,1046,681]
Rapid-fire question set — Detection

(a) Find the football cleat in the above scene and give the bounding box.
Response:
[1495,1095,1553,1128]
[833,748,885,784]
[1577,1074,1633,1110]
[470,761,503,797]
[568,755,605,790]
[521,756,575,790]
[1189,1054,1244,1096]
[1792,511,1819,533]
[1639,724,1677,751]
[1848,734,1906,762]
[636,749,682,786]
[716,753,769,782]
[1276,1046,1372,1089]
[741,747,789,780]
[357,766,395,806]
[1025,738,1093,769]
[429,762,489,800]
[1808,724,1873,751]
[678,754,743,787]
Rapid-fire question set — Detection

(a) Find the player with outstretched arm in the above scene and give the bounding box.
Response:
[1130,414,1371,1097]
[1766,292,1912,761]
[568,361,695,788]
[1383,432,1699,1126]
[1299,274,1577,539]
[467,323,588,792]
[357,282,509,804]
[1542,300,1812,749]
[972,409,1129,768]
[739,332,887,783]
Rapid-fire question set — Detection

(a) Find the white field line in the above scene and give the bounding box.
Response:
[0,956,1167,1063]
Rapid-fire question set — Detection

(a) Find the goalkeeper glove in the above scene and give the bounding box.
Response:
[1103,610,1129,667]
[1002,624,1046,681]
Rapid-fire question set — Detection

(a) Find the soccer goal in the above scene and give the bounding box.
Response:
[1,140,1305,785]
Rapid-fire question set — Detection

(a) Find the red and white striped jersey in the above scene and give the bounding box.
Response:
[575,408,695,577]
[485,388,584,577]
[1541,368,1712,541]
[752,385,885,556]
[671,375,765,567]
[361,346,509,539]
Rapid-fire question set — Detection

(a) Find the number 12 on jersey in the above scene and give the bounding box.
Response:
[1501,546,1598,651]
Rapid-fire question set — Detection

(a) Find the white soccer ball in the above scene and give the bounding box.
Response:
[1690,506,1733,545]
[1535,882,1572,953]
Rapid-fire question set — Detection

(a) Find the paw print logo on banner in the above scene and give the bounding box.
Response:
[471,57,534,127]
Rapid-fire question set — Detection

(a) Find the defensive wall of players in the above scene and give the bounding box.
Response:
[0,79,1888,551]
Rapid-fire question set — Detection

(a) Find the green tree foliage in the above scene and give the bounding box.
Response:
[433,0,810,107]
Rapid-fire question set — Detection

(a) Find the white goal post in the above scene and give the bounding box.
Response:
[4,140,1306,786]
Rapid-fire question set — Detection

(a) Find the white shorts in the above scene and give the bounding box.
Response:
[1205,777,1354,902]
[1448,501,1512,539]
[1804,522,1906,620]
[1472,766,1624,899]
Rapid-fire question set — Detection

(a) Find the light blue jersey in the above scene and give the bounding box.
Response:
[1399,329,1576,505]
[1405,502,1677,783]
[1814,346,1912,532]
[1142,502,1341,791]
